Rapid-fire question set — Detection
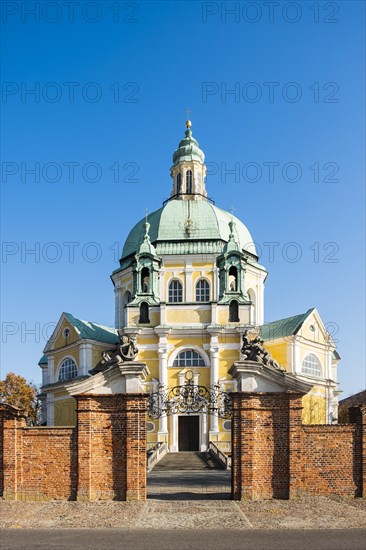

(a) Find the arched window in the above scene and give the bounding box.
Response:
[301,354,322,377]
[141,267,150,293]
[195,279,210,302]
[122,290,131,327]
[139,302,150,324]
[58,358,78,382]
[186,170,193,194]
[228,266,238,291]
[229,300,239,322]
[176,173,182,194]
[173,349,206,367]
[168,279,183,303]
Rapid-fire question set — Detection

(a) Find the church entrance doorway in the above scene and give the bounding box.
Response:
[178,415,199,451]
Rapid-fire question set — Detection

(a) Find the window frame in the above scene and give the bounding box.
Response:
[186,169,193,194]
[139,301,150,324]
[229,299,240,322]
[301,353,322,377]
[58,357,78,382]
[195,278,210,302]
[168,278,183,303]
[176,172,182,194]
[173,349,206,368]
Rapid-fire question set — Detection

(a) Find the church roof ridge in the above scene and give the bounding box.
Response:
[260,308,315,340]
[63,312,119,344]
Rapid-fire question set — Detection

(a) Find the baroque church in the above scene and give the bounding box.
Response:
[39,120,340,452]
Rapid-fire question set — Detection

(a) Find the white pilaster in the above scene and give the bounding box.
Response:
[201,413,208,451]
[41,365,48,386]
[257,277,264,325]
[213,267,218,300]
[79,343,93,376]
[209,331,220,437]
[185,261,193,302]
[211,302,218,324]
[291,336,300,373]
[114,284,122,329]
[47,356,54,384]
[46,393,54,426]
[156,329,170,441]
[249,303,254,325]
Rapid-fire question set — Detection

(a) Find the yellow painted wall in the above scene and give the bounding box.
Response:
[54,398,76,426]
[302,393,327,424]
[218,349,239,376]
[192,271,213,285]
[298,314,327,343]
[165,308,211,324]
[54,321,78,350]
[166,368,210,387]
[264,341,288,369]
[217,309,230,324]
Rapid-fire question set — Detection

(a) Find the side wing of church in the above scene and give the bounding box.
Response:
[39,120,341,451]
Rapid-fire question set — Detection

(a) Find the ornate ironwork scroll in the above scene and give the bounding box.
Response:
[147,370,232,419]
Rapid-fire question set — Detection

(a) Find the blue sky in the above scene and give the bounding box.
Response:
[1,1,365,397]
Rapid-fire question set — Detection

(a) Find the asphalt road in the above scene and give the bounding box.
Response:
[1,529,365,550]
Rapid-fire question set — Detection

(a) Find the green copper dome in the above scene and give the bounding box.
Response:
[172,127,205,165]
[120,200,257,263]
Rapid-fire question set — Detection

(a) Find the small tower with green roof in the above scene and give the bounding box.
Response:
[170,119,207,200]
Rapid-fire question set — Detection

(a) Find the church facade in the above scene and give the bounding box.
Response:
[39,120,340,452]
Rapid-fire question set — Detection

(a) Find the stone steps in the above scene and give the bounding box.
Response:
[153,451,225,471]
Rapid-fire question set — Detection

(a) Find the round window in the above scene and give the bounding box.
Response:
[146,421,155,433]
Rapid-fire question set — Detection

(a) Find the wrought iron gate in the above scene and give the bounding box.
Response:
[146,370,232,419]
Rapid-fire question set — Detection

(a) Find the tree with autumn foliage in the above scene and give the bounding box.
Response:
[0,372,42,425]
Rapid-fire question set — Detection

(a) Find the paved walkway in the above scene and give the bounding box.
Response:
[1,496,365,530]
[147,469,231,500]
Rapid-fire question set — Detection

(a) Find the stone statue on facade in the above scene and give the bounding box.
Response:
[241,330,284,371]
[89,333,138,375]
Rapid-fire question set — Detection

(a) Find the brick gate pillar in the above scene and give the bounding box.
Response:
[123,394,147,500]
[0,404,26,500]
[349,404,366,498]
[288,393,305,498]
[229,360,311,501]
[73,361,149,501]
[231,393,254,500]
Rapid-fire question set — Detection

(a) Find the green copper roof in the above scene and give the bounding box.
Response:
[63,313,119,344]
[260,308,314,340]
[121,200,256,260]
[173,127,205,165]
[38,354,48,366]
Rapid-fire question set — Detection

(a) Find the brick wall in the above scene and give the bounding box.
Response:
[19,428,77,500]
[1,396,364,502]
[302,425,361,497]
[0,394,147,502]
[231,394,365,501]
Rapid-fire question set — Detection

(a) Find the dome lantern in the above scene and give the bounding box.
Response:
[170,120,207,201]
